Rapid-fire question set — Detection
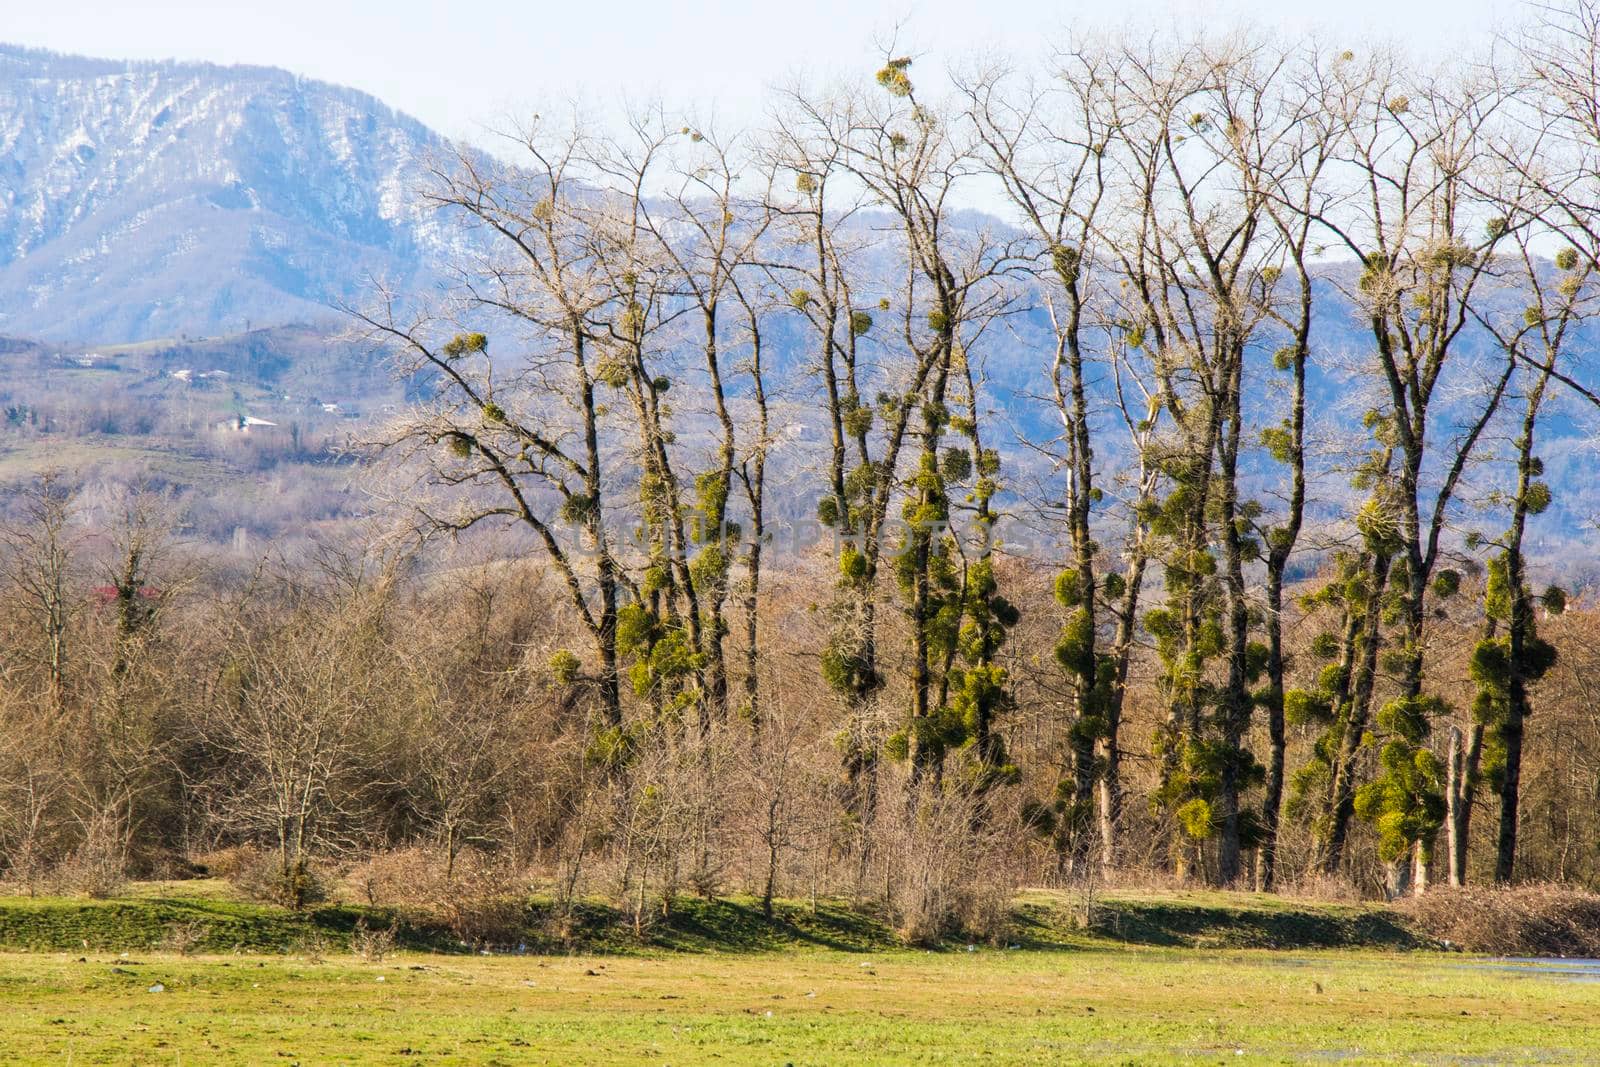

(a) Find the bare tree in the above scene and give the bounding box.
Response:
[0,473,81,714]
[358,120,629,729]
[196,570,395,905]
[960,44,1123,865]
[1307,53,1514,890]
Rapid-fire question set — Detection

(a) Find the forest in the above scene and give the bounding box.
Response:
[6,0,1600,943]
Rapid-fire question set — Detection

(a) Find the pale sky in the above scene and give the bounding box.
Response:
[6,0,1516,145]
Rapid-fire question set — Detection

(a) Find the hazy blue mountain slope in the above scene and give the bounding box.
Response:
[0,45,459,341]
[2,43,1596,575]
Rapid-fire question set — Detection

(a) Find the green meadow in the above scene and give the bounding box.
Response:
[0,887,1593,1064]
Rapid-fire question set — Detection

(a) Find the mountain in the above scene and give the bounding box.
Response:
[0,44,458,342]
[2,43,1598,576]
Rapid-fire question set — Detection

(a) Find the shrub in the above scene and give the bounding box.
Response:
[48,833,128,899]
[349,847,437,909]
[193,846,260,880]
[345,846,527,947]
[160,920,211,956]
[229,849,329,910]
[1397,884,1600,956]
[351,916,397,962]
[290,929,333,963]
[882,786,1021,946]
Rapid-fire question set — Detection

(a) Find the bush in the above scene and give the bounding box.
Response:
[351,916,397,962]
[349,847,437,909]
[48,832,128,899]
[345,846,527,947]
[290,929,333,963]
[160,920,210,956]
[228,849,329,910]
[882,786,1021,946]
[1397,884,1600,956]
[956,876,1017,945]
[191,846,258,880]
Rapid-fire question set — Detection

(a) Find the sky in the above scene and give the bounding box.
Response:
[5,0,1515,145]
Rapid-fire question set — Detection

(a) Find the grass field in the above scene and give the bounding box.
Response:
[0,887,1594,1064]
[4,944,1596,1064]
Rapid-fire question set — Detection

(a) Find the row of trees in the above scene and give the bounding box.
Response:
[6,4,1600,912]
[357,3,1600,896]
[4,471,1600,917]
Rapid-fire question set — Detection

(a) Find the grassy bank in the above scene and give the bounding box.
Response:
[0,882,1424,956]
[1040,889,1424,950]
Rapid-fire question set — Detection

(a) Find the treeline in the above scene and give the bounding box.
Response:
[5,3,1600,923]
[2,476,1599,930]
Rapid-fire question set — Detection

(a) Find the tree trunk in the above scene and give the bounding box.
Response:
[1322,553,1392,873]
[1444,723,1482,887]
[1495,688,1526,883]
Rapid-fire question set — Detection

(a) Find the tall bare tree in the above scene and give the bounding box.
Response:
[359,120,630,731]
[1309,56,1514,890]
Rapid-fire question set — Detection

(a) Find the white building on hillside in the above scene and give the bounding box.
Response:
[214,415,278,433]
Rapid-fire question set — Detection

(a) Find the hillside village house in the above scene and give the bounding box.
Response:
[214,414,278,433]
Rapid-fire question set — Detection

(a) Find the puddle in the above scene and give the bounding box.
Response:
[1455,957,1600,981]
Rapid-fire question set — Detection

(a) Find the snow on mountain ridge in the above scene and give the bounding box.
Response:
[0,43,458,342]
